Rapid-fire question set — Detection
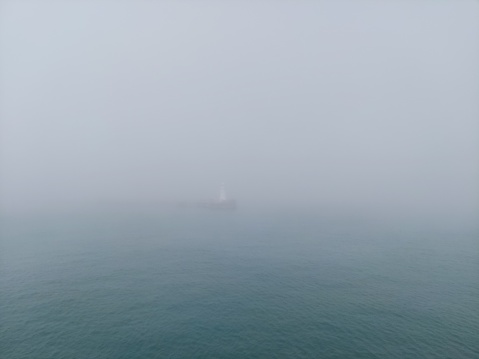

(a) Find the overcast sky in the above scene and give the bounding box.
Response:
[1,1,478,222]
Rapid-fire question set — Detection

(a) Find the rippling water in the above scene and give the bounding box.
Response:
[1,209,478,358]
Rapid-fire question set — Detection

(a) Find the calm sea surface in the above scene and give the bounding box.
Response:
[1,209,478,358]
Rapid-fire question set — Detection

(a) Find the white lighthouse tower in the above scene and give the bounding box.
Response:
[218,183,227,202]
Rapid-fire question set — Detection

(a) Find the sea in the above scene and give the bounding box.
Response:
[1,207,478,358]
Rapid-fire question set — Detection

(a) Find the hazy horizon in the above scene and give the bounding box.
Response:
[1,1,478,225]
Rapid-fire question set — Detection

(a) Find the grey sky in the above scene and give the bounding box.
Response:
[1,1,478,222]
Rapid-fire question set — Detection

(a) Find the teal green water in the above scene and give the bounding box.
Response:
[1,209,478,358]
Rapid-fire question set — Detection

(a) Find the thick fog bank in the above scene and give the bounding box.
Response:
[1,1,478,230]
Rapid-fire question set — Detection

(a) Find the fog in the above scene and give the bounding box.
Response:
[1,1,478,224]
